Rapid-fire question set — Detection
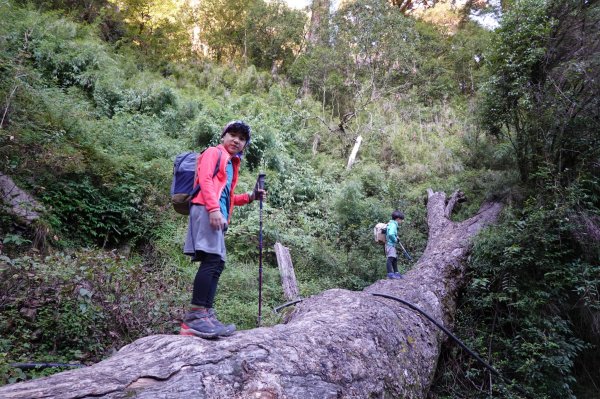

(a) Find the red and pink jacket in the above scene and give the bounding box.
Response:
[191,144,251,223]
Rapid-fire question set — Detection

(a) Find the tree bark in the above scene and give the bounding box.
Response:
[307,0,330,47]
[0,172,44,225]
[0,190,502,399]
[274,242,300,301]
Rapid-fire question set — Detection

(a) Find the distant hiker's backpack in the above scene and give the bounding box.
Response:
[374,223,388,244]
[170,150,221,215]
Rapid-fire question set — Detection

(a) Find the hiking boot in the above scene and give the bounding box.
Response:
[393,272,404,279]
[387,273,396,279]
[180,308,225,338]
[207,308,236,337]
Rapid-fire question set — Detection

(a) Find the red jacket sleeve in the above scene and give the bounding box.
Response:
[196,147,221,213]
[233,192,251,206]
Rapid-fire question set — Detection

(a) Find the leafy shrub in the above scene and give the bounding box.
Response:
[216,260,284,331]
[27,15,114,92]
[353,164,388,198]
[0,250,187,385]
[432,192,599,398]
[38,177,145,247]
[233,65,272,93]
[92,77,126,117]
[161,99,202,138]
[188,112,221,148]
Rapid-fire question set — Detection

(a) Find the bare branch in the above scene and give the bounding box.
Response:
[444,190,466,219]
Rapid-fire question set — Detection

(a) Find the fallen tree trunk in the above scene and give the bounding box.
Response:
[0,190,502,399]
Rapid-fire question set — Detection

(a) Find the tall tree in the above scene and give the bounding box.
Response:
[307,0,330,46]
[196,0,256,62]
[456,2,600,396]
[301,0,330,95]
[390,0,436,14]
[245,0,306,73]
[294,0,420,155]
[333,0,418,98]
[110,0,192,61]
[480,0,600,184]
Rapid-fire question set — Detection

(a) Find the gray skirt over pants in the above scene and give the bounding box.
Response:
[184,205,227,262]
[385,244,397,258]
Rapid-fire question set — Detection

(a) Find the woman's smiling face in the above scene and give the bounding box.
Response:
[221,130,247,155]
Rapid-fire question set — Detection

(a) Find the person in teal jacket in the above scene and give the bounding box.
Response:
[385,210,405,279]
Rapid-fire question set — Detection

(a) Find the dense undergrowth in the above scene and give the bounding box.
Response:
[0,0,598,398]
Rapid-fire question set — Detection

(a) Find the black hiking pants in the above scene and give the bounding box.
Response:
[192,251,225,308]
[386,256,399,274]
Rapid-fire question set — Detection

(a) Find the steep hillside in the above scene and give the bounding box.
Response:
[1,0,598,397]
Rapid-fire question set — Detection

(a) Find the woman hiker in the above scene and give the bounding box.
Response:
[180,120,266,338]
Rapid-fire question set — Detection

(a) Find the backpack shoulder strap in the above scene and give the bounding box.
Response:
[191,148,223,197]
[213,149,222,177]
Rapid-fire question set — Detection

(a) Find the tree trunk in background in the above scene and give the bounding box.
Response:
[307,0,330,46]
[302,0,330,96]
[346,135,362,170]
[0,190,502,399]
[312,133,320,155]
[274,242,300,301]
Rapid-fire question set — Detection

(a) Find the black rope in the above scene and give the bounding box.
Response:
[273,299,303,313]
[273,293,532,398]
[371,292,533,399]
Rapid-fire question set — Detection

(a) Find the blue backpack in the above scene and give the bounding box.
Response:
[170,150,222,215]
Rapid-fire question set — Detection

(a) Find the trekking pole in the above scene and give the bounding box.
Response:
[397,239,412,261]
[256,173,266,327]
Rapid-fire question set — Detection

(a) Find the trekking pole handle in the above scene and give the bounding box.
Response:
[257,173,266,190]
[254,173,266,202]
